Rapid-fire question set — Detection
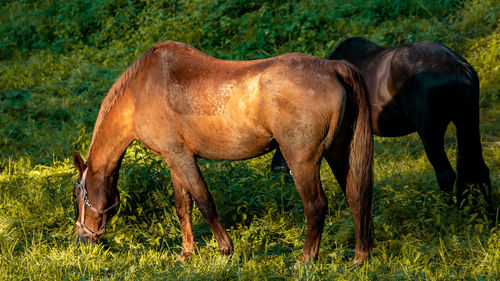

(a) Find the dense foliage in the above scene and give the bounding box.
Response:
[0,0,499,279]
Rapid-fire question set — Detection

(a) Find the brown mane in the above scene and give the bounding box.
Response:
[88,46,155,154]
[90,41,207,152]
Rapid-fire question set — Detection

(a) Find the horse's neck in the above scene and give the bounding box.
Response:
[87,90,135,177]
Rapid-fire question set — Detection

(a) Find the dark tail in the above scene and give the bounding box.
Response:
[333,61,374,256]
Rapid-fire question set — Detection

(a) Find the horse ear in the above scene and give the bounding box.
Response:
[73,151,86,176]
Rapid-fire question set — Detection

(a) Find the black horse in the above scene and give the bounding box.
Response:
[272,37,491,206]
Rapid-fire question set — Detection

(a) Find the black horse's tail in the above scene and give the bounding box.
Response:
[332,61,374,257]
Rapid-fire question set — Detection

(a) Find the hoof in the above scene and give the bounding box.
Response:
[174,257,184,265]
[479,182,492,205]
[175,251,192,265]
[220,249,234,261]
[353,251,369,265]
[436,170,456,194]
[219,243,234,256]
[292,258,314,271]
[292,261,310,271]
[442,192,455,206]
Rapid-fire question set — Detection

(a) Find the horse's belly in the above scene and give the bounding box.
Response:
[375,100,416,137]
[181,116,275,161]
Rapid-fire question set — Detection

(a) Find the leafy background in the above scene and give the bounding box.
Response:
[0,0,499,279]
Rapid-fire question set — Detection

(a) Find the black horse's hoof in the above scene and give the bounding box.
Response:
[271,164,290,173]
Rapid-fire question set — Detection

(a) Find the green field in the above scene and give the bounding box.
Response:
[1,0,499,279]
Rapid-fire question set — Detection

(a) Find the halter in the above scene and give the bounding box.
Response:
[75,168,120,239]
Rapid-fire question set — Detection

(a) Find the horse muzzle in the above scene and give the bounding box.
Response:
[75,229,100,245]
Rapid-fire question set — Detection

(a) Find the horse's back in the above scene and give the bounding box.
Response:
[391,41,475,82]
[147,43,342,116]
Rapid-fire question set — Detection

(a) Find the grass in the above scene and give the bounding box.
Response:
[0,0,499,279]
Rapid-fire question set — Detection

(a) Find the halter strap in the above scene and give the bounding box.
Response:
[75,168,120,238]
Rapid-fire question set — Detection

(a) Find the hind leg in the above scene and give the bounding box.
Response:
[279,147,327,262]
[324,138,373,264]
[454,110,492,207]
[163,149,233,258]
[416,119,456,194]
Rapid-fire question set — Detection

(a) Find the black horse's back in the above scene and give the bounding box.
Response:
[398,41,477,84]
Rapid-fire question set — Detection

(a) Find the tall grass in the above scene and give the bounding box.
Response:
[0,0,499,279]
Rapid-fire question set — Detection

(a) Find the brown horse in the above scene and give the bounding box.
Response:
[72,41,373,264]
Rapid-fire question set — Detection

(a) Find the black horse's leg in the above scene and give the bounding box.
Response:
[271,147,290,173]
[164,151,233,257]
[280,147,327,262]
[454,105,492,208]
[416,119,456,194]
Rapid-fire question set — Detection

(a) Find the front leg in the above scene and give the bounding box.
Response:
[171,173,196,260]
[165,150,233,258]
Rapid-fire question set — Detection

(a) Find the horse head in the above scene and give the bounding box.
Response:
[72,151,120,245]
